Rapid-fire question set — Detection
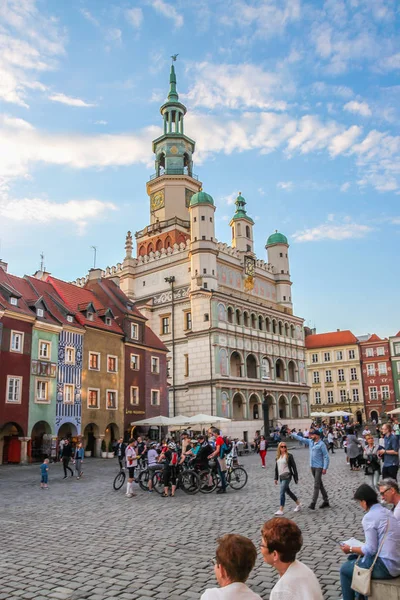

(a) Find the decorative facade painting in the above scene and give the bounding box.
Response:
[218,348,228,376]
[299,361,306,384]
[220,391,230,418]
[217,303,226,322]
[261,357,271,379]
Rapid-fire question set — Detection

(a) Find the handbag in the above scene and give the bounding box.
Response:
[351,520,389,596]
[279,472,291,481]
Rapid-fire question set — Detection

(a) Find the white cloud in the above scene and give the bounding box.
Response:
[94,120,107,125]
[380,53,400,71]
[277,181,293,191]
[340,182,350,192]
[219,191,238,206]
[0,114,158,182]
[0,196,116,226]
[293,220,373,242]
[80,8,100,27]
[344,101,372,117]
[105,28,122,46]
[149,0,183,28]
[125,8,143,29]
[219,0,301,38]
[329,125,362,156]
[311,82,354,99]
[185,62,290,110]
[48,93,96,108]
[0,0,66,107]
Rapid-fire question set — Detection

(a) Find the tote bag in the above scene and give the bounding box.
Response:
[351,520,389,596]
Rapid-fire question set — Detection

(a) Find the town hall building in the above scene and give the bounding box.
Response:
[74,63,310,439]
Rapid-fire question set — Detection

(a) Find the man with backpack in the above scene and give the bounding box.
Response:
[208,427,231,495]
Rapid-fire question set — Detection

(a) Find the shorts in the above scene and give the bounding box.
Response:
[41,474,48,484]
[128,467,135,478]
[148,464,163,472]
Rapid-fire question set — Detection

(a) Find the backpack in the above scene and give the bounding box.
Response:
[171,451,179,466]
[220,436,232,457]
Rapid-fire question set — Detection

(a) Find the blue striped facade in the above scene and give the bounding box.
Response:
[56,330,83,434]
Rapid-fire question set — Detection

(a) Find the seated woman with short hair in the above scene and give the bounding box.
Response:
[260,517,323,599]
[340,483,400,600]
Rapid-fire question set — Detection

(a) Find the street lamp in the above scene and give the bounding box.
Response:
[262,389,270,438]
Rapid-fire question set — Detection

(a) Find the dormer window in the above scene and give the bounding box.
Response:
[10,297,18,306]
[87,312,94,321]
[131,323,139,340]
[37,308,44,317]
[105,317,112,326]
[67,315,73,323]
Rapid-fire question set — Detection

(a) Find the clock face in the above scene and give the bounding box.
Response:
[245,256,255,276]
[150,190,165,211]
[170,145,178,155]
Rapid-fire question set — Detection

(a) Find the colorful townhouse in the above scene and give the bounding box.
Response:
[0,263,34,464]
[359,334,396,422]
[389,332,400,410]
[84,273,169,438]
[48,272,126,456]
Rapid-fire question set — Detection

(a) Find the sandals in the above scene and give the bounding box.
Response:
[161,493,168,497]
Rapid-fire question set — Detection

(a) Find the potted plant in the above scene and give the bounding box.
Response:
[84,442,92,458]
[107,441,114,459]
[101,439,108,458]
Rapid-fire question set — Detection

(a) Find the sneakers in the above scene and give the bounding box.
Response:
[262,465,265,469]
[293,504,302,512]
[308,503,316,510]
[274,510,284,515]
[126,493,133,498]
[216,488,227,494]
[319,501,330,509]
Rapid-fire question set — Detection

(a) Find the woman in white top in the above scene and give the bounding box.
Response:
[274,442,301,515]
[258,435,267,468]
[363,434,381,490]
[261,517,323,600]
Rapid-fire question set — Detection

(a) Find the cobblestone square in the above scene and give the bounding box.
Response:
[0,447,366,599]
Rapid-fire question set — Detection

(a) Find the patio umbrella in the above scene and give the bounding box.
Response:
[185,414,232,425]
[329,411,353,417]
[387,407,400,415]
[130,415,172,427]
[310,412,330,417]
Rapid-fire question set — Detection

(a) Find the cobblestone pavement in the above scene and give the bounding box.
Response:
[0,446,367,600]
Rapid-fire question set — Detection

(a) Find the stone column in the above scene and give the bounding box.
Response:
[18,437,31,465]
[95,434,105,458]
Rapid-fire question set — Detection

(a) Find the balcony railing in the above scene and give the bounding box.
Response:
[149,169,199,181]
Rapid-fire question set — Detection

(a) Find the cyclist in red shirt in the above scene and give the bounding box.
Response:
[208,427,228,494]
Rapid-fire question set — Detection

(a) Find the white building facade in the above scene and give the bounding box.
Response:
[74,64,310,439]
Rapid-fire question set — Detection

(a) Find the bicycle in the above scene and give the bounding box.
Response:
[113,462,152,492]
[152,463,200,495]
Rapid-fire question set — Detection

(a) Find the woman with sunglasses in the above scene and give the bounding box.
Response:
[363,434,381,490]
[274,442,301,515]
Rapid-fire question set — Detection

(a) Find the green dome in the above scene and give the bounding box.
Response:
[190,190,214,207]
[266,231,288,245]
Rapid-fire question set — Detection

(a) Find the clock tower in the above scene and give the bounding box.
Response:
[146,62,201,226]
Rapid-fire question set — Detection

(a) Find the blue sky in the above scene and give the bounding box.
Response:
[1,0,399,337]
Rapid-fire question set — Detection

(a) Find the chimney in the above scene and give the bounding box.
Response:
[0,259,8,272]
[337,328,340,332]
[33,270,51,281]
[88,268,102,281]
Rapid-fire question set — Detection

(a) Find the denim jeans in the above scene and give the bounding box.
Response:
[365,471,379,490]
[340,554,393,600]
[279,477,297,507]
[217,458,227,490]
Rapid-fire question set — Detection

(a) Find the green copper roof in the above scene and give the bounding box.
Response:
[190,190,214,207]
[266,231,288,245]
[168,64,179,102]
[231,193,254,224]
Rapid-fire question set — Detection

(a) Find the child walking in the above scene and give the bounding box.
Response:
[40,458,49,489]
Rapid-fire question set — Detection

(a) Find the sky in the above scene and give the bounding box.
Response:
[0,0,399,338]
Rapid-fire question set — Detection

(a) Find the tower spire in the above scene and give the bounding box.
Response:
[168,63,179,102]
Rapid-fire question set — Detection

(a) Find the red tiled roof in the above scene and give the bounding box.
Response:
[47,276,123,334]
[0,270,37,318]
[366,333,382,343]
[85,279,168,352]
[305,330,358,349]
[396,331,400,338]
[25,277,84,330]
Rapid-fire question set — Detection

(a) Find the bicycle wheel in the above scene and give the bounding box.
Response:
[198,470,218,494]
[179,470,200,495]
[227,467,248,490]
[113,470,125,491]
[138,470,150,491]
[152,470,164,495]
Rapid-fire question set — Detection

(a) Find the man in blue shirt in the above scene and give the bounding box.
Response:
[290,428,330,510]
[378,423,399,480]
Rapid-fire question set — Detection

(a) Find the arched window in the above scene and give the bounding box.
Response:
[265,317,271,333]
[139,246,146,257]
[230,352,242,377]
[290,324,295,338]
[147,243,154,254]
[237,223,241,236]
[251,313,256,328]
[232,393,244,420]
[278,321,283,335]
[243,311,249,327]
[227,307,233,323]
[246,354,257,379]
[236,309,241,325]
[288,361,296,382]
[261,357,271,379]
[156,239,163,252]
[272,319,277,334]
[246,225,251,238]
[275,359,285,381]
[165,236,172,249]
[284,323,289,337]
[278,396,288,419]
[258,315,263,330]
